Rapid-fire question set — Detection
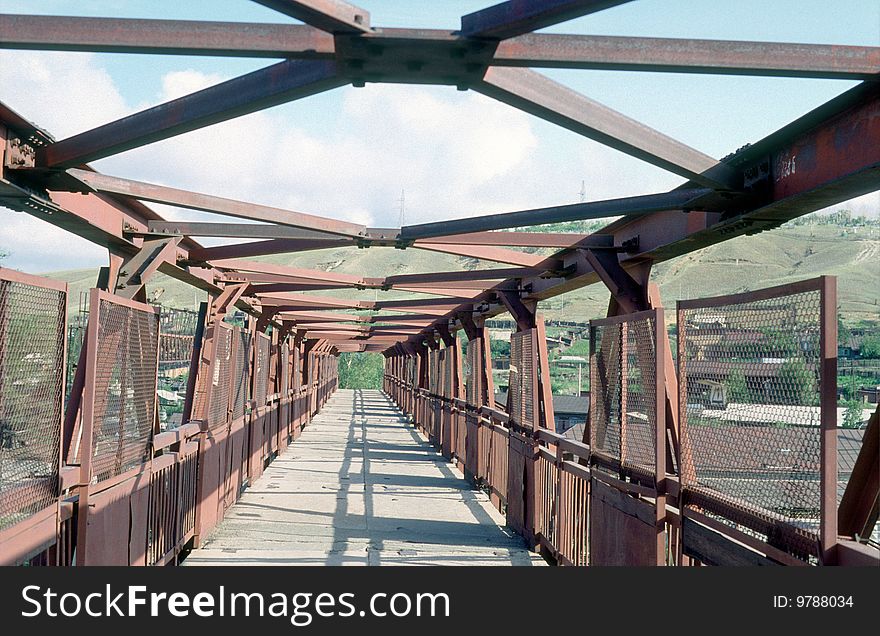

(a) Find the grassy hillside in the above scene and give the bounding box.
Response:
[43,222,880,325]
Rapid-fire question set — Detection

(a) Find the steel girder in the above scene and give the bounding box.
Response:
[0,4,878,352]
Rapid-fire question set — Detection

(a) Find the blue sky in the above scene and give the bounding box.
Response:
[0,1,878,271]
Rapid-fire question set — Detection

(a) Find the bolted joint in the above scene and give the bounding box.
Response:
[3,138,36,169]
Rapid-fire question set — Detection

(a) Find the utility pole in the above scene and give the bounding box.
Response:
[579,180,587,203]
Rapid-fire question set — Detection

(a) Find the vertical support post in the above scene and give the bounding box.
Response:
[654,307,667,566]
[182,301,209,425]
[75,290,101,566]
[819,275,838,564]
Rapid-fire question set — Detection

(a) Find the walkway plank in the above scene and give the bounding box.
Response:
[184,389,545,566]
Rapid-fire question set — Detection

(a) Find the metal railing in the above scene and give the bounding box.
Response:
[383,276,875,567]
[0,276,340,566]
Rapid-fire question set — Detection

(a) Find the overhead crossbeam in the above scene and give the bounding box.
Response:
[189,238,352,261]
[251,0,371,34]
[66,169,366,237]
[476,67,739,190]
[145,221,348,240]
[213,258,362,285]
[0,15,336,59]
[415,231,613,248]
[42,59,345,167]
[411,242,555,268]
[494,34,880,79]
[400,189,711,240]
[461,0,633,40]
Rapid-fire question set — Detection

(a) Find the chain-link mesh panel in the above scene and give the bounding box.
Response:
[207,324,232,430]
[232,329,251,420]
[0,276,66,531]
[157,308,197,364]
[679,284,824,540]
[589,313,658,475]
[88,297,159,483]
[280,342,289,395]
[437,349,448,398]
[465,340,479,405]
[254,334,270,406]
[509,330,535,428]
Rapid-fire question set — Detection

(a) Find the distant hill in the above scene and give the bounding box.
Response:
[43,221,880,325]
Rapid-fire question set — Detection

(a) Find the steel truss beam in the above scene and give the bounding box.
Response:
[65,169,366,237]
[399,189,710,240]
[144,221,346,240]
[190,238,352,261]
[411,242,555,268]
[416,231,613,248]
[251,0,371,34]
[395,82,880,349]
[477,67,739,190]
[41,59,345,167]
[461,0,633,40]
[3,16,875,82]
[0,15,335,58]
[494,34,880,79]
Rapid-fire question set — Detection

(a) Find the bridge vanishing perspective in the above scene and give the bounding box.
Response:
[0,1,878,567]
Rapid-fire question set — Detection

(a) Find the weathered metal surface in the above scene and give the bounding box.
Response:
[495,34,880,79]
[461,0,633,40]
[42,60,345,167]
[0,14,336,58]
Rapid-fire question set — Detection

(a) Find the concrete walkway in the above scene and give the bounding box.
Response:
[184,389,545,566]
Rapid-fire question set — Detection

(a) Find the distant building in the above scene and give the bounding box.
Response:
[495,391,589,436]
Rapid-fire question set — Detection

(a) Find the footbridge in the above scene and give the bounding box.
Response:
[0,1,878,568]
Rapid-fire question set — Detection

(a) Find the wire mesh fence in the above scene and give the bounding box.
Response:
[232,328,251,420]
[86,295,159,483]
[509,329,536,429]
[254,333,270,406]
[678,278,831,552]
[207,323,233,430]
[589,310,659,477]
[0,272,66,531]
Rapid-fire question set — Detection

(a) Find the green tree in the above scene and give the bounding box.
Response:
[842,401,865,429]
[727,367,750,403]
[337,352,384,389]
[859,335,880,359]
[0,248,8,264]
[778,357,818,405]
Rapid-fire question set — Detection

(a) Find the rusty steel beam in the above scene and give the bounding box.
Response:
[278,311,365,322]
[476,67,739,190]
[251,0,370,33]
[399,189,710,240]
[385,267,533,285]
[190,238,352,261]
[412,242,555,268]
[391,286,485,298]
[415,231,613,248]
[42,59,345,167]
[66,169,366,237]
[367,315,438,324]
[247,282,353,294]
[461,0,633,40]
[391,279,509,290]
[374,297,471,309]
[146,221,349,240]
[258,293,371,309]
[217,259,362,285]
[389,81,880,351]
[494,34,880,79]
[0,14,335,58]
